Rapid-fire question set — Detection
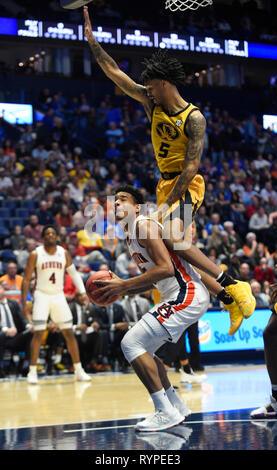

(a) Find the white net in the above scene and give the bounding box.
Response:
[165,0,213,12]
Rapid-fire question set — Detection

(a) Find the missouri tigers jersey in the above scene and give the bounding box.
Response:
[151,103,199,174]
[35,245,66,295]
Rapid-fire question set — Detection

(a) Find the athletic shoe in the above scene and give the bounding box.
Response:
[223,300,244,335]
[27,370,38,385]
[250,396,277,419]
[180,371,207,384]
[54,362,66,372]
[174,400,191,419]
[225,281,256,319]
[135,408,184,432]
[75,369,91,382]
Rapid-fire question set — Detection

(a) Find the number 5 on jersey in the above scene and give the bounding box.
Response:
[158,142,170,158]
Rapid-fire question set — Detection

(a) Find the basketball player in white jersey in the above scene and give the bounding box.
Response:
[22,225,91,384]
[95,185,210,432]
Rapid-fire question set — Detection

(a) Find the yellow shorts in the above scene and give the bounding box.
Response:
[156,173,205,219]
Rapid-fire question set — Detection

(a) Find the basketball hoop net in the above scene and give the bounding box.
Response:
[165,0,213,12]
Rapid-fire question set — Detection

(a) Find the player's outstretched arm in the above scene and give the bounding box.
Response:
[165,110,206,208]
[83,6,151,112]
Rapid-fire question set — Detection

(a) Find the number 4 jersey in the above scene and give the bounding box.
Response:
[35,245,67,294]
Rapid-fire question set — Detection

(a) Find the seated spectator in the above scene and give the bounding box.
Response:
[250,280,270,307]
[253,257,275,285]
[114,249,135,278]
[260,181,277,205]
[246,194,261,219]
[9,226,26,252]
[0,167,13,193]
[93,300,129,371]
[0,262,23,291]
[23,213,43,244]
[6,176,26,200]
[0,285,33,378]
[120,293,151,328]
[31,142,49,160]
[67,232,87,256]
[26,176,44,201]
[70,293,108,372]
[16,238,37,271]
[68,175,84,204]
[205,213,224,236]
[243,232,257,259]
[248,206,269,241]
[206,225,222,253]
[37,200,54,226]
[55,204,74,228]
[105,121,124,146]
[242,182,258,206]
[239,262,252,283]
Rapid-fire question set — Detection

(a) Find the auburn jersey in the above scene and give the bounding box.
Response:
[35,245,66,295]
[151,103,199,174]
[127,215,201,300]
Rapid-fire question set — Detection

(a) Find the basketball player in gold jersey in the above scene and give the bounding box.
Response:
[83,6,255,334]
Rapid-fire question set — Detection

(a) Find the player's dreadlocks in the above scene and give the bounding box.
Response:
[140,49,186,87]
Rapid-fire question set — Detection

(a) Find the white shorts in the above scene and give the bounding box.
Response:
[32,290,73,331]
[146,280,210,343]
[121,280,210,363]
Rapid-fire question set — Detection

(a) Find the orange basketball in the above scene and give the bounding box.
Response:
[85,270,119,306]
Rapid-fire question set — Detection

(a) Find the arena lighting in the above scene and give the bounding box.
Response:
[0,16,276,60]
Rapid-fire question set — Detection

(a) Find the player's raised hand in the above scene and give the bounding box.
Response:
[83,6,94,43]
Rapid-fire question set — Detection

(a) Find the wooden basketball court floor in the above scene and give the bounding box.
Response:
[0,363,276,452]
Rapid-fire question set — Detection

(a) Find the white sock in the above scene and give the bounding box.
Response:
[73,362,82,373]
[29,365,37,374]
[166,385,184,408]
[150,388,175,413]
[54,354,62,364]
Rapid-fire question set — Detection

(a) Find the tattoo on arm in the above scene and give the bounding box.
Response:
[89,41,118,70]
[166,111,206,207]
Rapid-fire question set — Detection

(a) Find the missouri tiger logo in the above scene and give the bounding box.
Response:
[156,122,180,141]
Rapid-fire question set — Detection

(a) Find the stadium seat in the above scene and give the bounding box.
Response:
[0,209,11,218]
[15,209,30,219]
[1,201,20,210]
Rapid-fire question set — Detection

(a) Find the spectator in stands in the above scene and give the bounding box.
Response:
[248,206,269,241]
[23,213,43,244]
[70,293,107,371]
[120,294,151,328]
[0,167,13,193]
[26,176,44,201]
[205,213,224,236]
[31,142,49,161]
[6,176,26,200]
[55,204,74,228]
[93,301,129,371]
[37,200,54,226]
[250,280,270,307]
[253,257,275,285]
[16,239,37,272]
[0,285,33,378]
[239,262,252,283]
[0,262,23,291]
[68,175,84,204]
[10,226,26,252]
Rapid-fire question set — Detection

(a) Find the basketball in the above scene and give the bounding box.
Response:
[85,270,119,306]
